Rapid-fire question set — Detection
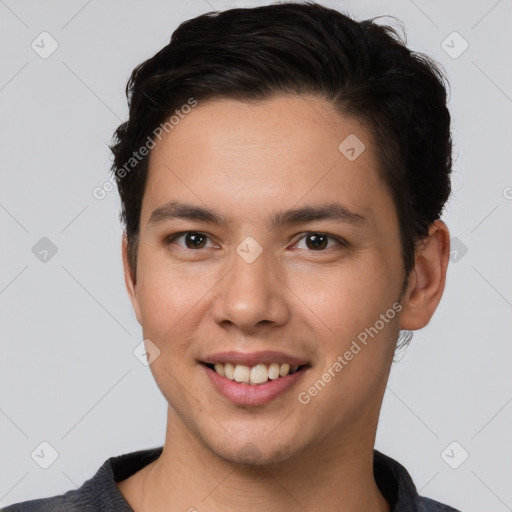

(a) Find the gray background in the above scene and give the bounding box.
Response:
[1,0,511,510]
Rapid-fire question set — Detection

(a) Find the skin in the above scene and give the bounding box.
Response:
[117,94,450,512]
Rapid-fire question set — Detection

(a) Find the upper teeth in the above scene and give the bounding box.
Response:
[213,362,300,385]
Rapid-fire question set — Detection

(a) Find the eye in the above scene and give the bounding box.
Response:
[293,232,346,251]
[165,231,217,250]
[164,231,346,252]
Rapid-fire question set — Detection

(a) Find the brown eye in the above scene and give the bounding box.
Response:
[294,232,345,251]
[305,233,328,250]
[185,232,207,248]
[166,231,214,250]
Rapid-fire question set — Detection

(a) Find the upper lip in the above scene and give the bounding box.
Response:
[201,350,309,367]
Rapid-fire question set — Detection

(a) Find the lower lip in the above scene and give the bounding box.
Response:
[203,364,307,406]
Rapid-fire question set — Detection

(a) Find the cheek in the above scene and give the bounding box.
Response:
[135,248,214,338]
[290,256,399,344]
[136,267,208,394]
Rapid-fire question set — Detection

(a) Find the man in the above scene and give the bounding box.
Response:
[3,2,461,511]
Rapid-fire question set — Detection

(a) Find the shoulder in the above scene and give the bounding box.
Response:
[1,489,88,511]
[373,450,462,512]
[417,495,462,511]
[2,447,162,512]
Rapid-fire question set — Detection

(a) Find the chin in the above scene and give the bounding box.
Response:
[208,435,301,468]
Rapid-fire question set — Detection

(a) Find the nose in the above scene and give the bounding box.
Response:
[211,247,290,334]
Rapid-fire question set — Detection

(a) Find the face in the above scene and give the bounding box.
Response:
[124,95,408,466]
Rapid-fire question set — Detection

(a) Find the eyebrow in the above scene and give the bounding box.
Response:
[147,200,368,230]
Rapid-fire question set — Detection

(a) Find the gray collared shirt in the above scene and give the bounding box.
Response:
[2,447,462,511]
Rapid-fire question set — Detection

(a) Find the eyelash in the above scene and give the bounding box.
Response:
[164,231,347,252]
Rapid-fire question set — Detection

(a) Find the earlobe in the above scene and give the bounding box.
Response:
[121,234,142,325]
[398,220,450,331]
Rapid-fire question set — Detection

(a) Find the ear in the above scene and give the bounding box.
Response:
[398,220,450,330]
[122,234,142,325]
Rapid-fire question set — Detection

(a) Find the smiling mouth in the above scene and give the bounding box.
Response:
[202,362,309,385]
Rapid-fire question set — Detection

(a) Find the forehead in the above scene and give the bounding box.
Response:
[142,94,396,232]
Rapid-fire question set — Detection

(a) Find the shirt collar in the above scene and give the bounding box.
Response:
[89,447,422,511]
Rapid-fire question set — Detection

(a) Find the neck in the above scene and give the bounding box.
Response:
[140,409,390,512]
